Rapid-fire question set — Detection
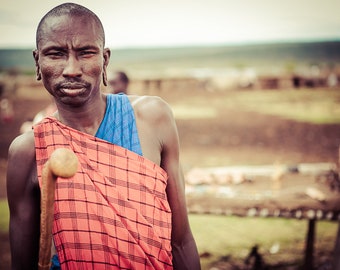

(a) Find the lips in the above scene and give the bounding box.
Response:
[59,83,87,96]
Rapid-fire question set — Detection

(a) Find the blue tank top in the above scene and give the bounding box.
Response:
[95,94,143,156]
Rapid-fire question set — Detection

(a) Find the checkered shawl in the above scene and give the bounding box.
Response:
[34,117,173,269]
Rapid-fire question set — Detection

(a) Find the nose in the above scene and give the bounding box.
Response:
[62,54,82,78]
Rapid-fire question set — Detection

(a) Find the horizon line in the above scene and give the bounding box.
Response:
[0,37,339,50]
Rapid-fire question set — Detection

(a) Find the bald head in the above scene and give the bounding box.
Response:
[36,3,105,48]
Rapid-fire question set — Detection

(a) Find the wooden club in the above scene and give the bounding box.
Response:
[38,148,78,270]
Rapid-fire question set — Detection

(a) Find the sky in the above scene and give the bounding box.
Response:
[0,0,340,49]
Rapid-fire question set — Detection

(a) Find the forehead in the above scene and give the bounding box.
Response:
[38,14,104,48]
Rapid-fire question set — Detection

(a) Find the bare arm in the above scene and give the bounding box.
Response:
[158,101,201,270]
[7,131,40,270]
[132,95,200,269]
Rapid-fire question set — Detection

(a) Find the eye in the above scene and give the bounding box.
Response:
[45,51,65,58]
[79,50,96,57]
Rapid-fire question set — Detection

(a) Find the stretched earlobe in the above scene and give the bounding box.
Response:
[102,48,110,87]
[32,49,41,81]
[103,72,108,86]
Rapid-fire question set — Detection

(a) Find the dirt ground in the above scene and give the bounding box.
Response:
[0,83,340,269]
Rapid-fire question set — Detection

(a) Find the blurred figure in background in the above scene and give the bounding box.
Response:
[20,101,57,133]
[109,71,129,94]
[0,98,14,124]
[32,101,57,124]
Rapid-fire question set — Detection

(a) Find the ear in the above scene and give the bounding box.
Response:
[32,49,41,81]
[102,48,111,86]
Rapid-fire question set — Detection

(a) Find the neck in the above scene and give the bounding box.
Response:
[55,93,107,136]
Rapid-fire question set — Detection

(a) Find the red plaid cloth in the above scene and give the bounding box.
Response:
[34,117,173,269]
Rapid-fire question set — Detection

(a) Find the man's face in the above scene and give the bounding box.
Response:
[34,14,110,106]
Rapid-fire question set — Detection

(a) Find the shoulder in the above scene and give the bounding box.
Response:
[7,130,36,185]
[8,130,35,160]
[128,95,178,164]
[129,95,179,154]
[128,95,174,123]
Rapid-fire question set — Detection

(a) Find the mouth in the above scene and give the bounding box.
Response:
[59,84,87,96]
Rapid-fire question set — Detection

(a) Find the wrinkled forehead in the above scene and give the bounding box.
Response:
[37,14,104,49]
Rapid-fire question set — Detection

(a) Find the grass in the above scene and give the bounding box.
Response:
[170,88,340,124]
[0,199,9,233]
[189,214,338,269]
[172,105,218,119]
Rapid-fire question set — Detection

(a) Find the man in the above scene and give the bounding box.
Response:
[110,71,130,94]
[6,3,200,270]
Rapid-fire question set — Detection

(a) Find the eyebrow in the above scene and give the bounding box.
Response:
[41,45,100,53]
[75,46,100,52]
[41,46,67,53]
